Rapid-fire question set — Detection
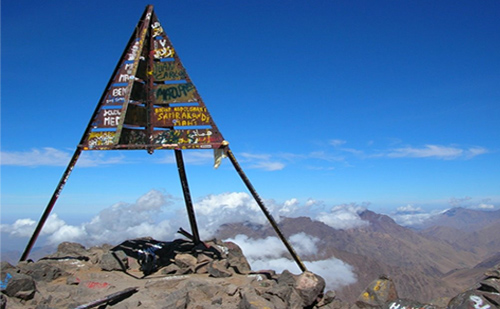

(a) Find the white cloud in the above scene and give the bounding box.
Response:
[396,204,423,214]
[157,150,214,165]
[316,204,369,230]
[226,233,356,290]
[449,196,472,207]
[1,190,178,247]
[240,153,285,171]
[1,148,71,166]
[386,144,486,160]
[329,139,346,147]
[475,203,495,209]
[194,192,265,237]
[0,147,125,167]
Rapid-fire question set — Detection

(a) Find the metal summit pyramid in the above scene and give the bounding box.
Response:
[80,6,223,152]
[21,5,306,273]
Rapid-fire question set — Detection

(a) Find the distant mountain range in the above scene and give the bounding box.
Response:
[2,207,498,304]
[216,207,500,303]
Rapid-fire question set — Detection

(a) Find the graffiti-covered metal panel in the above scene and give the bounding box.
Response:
[154,83,198,104]
[153,106,211,127]
[153,61,187,81]
[79,5,224,152]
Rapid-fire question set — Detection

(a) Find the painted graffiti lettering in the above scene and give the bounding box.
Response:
[154,46,174,59]
[153,39,174,59]
[112,87,127,97]
[103,109,121,117]
[151,21,163,37]
[155,83,196,102]
[470,295,490,309]
[185,129,212,144]
[118,74,129,83]
[88,132,115,147]
[154,106,210,126]
[106,97,125,104]
[127,41,140,61]
[153,62,186,81]
[124,63,134,74]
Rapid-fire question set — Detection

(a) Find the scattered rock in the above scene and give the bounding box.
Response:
[296,271,326,307]
[16,260,68,282]
[225,241,252,274]
[356,275,398,308]
[2,273,36,300]
[99,250,128,271]
[174,253,197,272]
[384,299,437,309]
[208,259,233,278]
[2,238,497,309]
[448,263,500,309]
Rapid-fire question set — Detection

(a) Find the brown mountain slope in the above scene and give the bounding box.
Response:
[216,212,484,303]
[421,207,500,232]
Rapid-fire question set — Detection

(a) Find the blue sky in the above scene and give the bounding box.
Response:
[1,1,500,253]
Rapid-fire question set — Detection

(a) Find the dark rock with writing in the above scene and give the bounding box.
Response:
[384,299,437,309]
[2,273,36,300]
[448,263,500,309]
[448,290,495,309]
[356,275,398,308]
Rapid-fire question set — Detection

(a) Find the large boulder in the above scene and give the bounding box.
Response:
[1,273,36,300]
[224,241,252,274]
[295,271,326,307]
[99,250,128,271]
[356,275,398,308]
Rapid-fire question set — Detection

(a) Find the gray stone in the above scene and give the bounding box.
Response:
[239,286,276,309]
[295,271,325,307]
[384,299,436,309]
[356,275,398,308]
[174,253,197,273]
[17,260,67,282]
[208,259,232,278]
[224,241,252,274]
[277,269,297,287]
[3,272,36,300]
[160,263,181,275]
[99,250,128,271]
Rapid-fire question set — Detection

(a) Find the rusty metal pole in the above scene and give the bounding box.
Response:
[20,148,82,261]
[174,149,201,244]
[20,6,155,262]
[225,147,307,272]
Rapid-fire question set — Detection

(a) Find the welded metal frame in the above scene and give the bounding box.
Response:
[21,5,307,273]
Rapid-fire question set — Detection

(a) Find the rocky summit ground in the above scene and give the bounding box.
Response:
[0,238,499,309]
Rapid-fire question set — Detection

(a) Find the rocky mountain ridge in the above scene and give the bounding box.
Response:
[216,208,500,303]
[1,239,499,309]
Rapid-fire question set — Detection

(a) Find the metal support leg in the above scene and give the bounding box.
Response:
[174,149,201,244]
[20,148,83,261]
[225,147,307,272]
